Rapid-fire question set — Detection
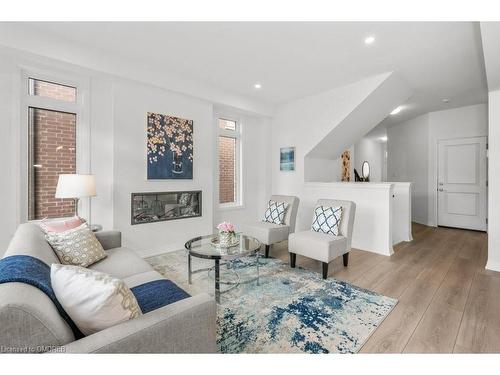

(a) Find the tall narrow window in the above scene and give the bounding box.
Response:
[26,78,78,220]
[218,118,241,206]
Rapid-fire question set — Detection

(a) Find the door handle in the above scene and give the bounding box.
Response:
[438,188,444,192]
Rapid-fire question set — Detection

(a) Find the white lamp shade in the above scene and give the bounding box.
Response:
[55,174,97,199]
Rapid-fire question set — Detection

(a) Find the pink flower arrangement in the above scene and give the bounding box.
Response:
[217,221,235,234]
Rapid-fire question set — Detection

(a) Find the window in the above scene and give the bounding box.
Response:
[25,76,79,220]
[217,118,241,206]
[29,78,76,102]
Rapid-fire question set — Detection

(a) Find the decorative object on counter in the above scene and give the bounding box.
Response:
[147,112,193,179]
[280,147,295,171]
[354,168,362,181]
[341,150,351,181]
[354,162,370,182]
[131,191,202,225]
[362,160,370,181]
[216,222,237,248]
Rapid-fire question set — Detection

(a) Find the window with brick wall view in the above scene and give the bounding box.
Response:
[28,78,77,220]
[218,119,240,205]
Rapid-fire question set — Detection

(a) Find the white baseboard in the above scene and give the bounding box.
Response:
[485,261,500,273]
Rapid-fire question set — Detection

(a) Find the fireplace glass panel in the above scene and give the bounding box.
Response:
[131,191,201,225]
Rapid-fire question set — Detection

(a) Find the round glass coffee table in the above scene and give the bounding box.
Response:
[184,233,261,303]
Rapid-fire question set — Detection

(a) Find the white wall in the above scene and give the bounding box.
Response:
[112,80,215,257]
[353,137,385,182]
[480,23,500,272]
[304,145,354,183]
[0,48,272,258]
[387,114,430,225]
[387,104,488,226]
[487,90,500,272]
[387,115,429,225]
[89,77,115,230]
[0,57,19,251]
[392,182,413,244]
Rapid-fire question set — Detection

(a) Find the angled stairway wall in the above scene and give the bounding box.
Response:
[304,72,413,182]
[271,73,413,255]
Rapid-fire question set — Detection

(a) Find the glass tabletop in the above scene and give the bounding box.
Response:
[185,233,261,260]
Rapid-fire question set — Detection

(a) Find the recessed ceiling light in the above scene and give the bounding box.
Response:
[254,83,262,89]
[379,136,388,142]
[390,106,402,115]
[364,36,375,45]
[442,98,451,103]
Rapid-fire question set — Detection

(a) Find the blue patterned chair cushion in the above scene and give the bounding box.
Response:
[262,200,288,225]
[311,206,343,236]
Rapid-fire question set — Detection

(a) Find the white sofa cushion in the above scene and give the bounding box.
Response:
[288,230,348,263]
[89,247,153,279]
[243,221,290,245]
[51,264,142,336]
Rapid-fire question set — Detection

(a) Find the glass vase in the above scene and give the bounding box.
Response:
[219,232,232,248]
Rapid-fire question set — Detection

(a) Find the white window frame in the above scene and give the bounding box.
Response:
[217,116,243,209]
[19,67,91,222]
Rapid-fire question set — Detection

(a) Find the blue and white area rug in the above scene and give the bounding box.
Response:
[147,251,397,354]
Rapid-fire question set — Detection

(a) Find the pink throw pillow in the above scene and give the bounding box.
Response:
[40,216,84,233]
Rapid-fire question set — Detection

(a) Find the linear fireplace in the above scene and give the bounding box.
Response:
[131,190,202,225]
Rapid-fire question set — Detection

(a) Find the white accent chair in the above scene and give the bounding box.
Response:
[288,199,356,279]
[242,195,300,258]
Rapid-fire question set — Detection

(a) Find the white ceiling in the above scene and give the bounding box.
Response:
[12,22,488,122]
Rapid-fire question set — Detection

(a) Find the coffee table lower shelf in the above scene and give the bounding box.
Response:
[185,233,262,303]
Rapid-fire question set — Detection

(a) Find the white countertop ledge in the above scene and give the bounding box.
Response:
[304,182,396,189]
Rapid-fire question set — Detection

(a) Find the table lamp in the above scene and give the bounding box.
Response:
[55,174,96,217]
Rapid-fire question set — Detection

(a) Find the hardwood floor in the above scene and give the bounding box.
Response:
[271,223,500,353]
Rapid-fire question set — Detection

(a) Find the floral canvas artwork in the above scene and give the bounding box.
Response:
[147,112,193,179]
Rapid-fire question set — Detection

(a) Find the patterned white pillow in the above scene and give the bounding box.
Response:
[45,222,106,267]
[51,264,142,336]
[262,200,289,225]
[311,206,343,236]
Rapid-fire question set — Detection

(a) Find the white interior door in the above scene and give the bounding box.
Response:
[438,137,487,231]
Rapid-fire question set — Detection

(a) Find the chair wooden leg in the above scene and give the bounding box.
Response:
[265,244,270,258]
[290,253,296,268]
[343,252,349,267]
[322,262,329,279]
